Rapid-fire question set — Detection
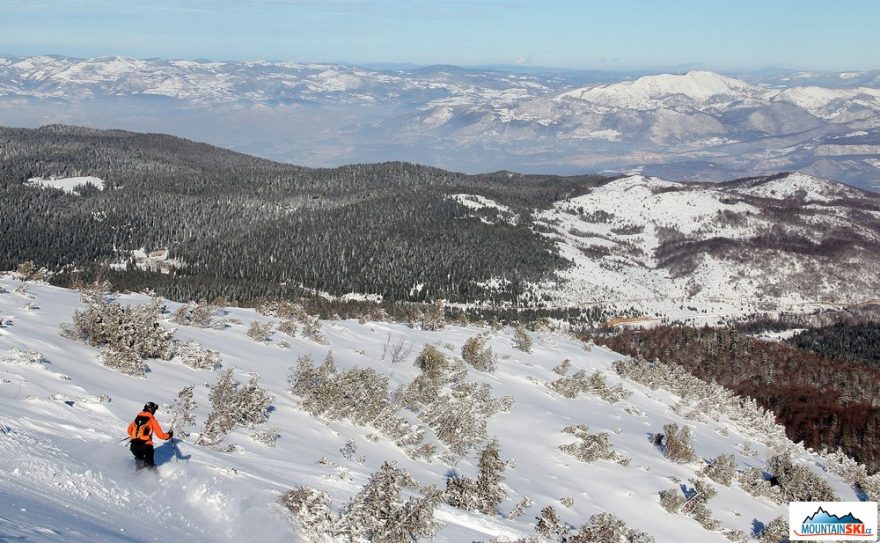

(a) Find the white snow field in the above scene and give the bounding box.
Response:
[25,176,106,195]
[0,275,869,542]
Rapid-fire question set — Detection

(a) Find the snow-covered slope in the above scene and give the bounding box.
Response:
[525,173,880,323]
[0,277,872,542]
[559,71,768,109]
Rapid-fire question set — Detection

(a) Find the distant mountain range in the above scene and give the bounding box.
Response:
[1,56,879,191]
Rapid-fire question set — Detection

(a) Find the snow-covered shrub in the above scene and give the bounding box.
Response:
[507,497,534,520]
[301,315,327,344]
[14,282,33,299]
[559,424,630,465]
[172,300,226,329]
[552,358,572,376]
[444,440,507,515]
[420,300,446,331]
[535,506,568,541]
[247,320,274,343]
[293,360,389,425]
[767,453,836,502]
[251,427,281,447]
[685,479,720,530]
[660,478,719,530]
[289,354,430,457]
[513,325,532,353]
[462,334,496,372]
[280,486,334,542]
[338,462,441,543]
[722,529,748,543]
[174,340,222,370]
[169,385,197,437]
[659,423,696,463]
[257,299,305,320]
[702,453,736,486]
[394,372,441,411]
[76,279,112,305]
[372,408,431,454]
[98,346,148,376]
[570,512,655,543]
[197,369,273,446]
[547,370,630,403]
[559,496,574,509]
[62,299,173,364]
[614,356,786,445]
[396,344,451,410]
[659,487,686,513]
[421,381,511,456]
[1,348,46,366]
[757,516,788,543]
[414,344,449,378]
[277,319,297,336]
[737,466,779,502]
[340,439,357,460]
[16,260,44,281]
[821,448,880,498]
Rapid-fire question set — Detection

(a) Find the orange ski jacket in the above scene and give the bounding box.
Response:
[127,411,170,446]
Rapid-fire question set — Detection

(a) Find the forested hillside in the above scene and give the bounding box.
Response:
[597,326,880,472]
[787,323,880,368]
[0,125,605,305]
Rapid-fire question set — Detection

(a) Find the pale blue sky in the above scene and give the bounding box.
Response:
[1,0,877,71]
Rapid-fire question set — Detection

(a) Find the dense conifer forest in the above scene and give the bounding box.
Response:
[787,323,880,368]
[597,326,880,472]
[0,125,606,305]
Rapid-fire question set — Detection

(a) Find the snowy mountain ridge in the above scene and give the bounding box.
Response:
[1,276,877,542]
[510,172,880,322]
[1,55,879,190]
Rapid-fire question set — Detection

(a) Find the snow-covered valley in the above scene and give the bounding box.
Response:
[1,275,876,542]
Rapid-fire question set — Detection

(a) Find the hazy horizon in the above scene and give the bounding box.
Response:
[2,1,879,73]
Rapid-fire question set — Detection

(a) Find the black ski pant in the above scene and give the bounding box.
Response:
[130,439,155,466]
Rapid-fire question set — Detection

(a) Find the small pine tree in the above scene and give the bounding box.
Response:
[535,506,568,541]
[702,453,736,486]
[338,462,441,543]
[197,369,273,446]
[570,512,655,543]
[661,423,696,463]
[767,454,836,502]
[552,359,572,376]
[280,486,334,541]
[507,496,534,520]
[169,385,197,437]
[513,325,533,353]
[444,440,508,515]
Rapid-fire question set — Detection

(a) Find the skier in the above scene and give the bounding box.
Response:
[127,401,173,470]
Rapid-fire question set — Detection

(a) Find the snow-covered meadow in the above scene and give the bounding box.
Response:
[0,275,872,542]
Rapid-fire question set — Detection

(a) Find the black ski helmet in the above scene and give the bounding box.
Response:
[143,401,159,414]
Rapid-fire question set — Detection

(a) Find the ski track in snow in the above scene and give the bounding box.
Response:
[0,276,866,542]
